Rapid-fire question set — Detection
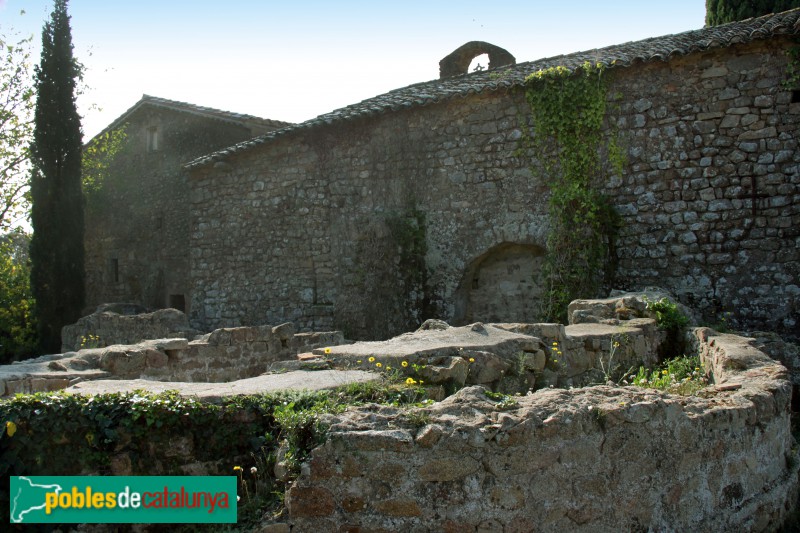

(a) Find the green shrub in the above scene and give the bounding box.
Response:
[630,355,708,395]
[645,297,689,332]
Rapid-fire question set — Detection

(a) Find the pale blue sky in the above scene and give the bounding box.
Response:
[1,0,707,139]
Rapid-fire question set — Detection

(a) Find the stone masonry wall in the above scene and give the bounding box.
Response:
[189,37,799,339]
[148,324,344,383]
[84,107,266,316]
[61,308,198,352]
[3,323,345,395]
[285,329,798,532]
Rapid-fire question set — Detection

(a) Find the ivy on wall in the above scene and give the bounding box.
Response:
[523,62,622,322]
[781,42,800,90]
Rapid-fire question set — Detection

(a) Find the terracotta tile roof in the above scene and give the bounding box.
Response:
[87,95,292,144]
[185,8,800,169]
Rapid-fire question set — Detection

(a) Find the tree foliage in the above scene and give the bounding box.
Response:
[0,30,34,231]
[706,0,800,26]
[0,232,36,363]
[29,0,84,354]
[82,124,128,201]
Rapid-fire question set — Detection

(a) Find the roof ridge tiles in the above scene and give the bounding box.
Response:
[87,95,293,145]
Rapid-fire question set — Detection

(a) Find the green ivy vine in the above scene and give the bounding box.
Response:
[523,61,622,322]
[781,43,800,90]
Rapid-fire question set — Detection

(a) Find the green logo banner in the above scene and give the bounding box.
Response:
[9,476,237,524]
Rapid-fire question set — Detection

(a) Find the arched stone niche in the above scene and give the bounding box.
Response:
[453,242,545,325]
[439,41,516,78]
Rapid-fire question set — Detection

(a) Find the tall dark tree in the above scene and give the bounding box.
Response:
[29,0,84,353]
[706,0,800,26]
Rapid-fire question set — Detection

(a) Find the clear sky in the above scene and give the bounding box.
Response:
[1,0,707,140]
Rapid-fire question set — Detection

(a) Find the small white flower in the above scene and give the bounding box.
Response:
[250,466,258,475]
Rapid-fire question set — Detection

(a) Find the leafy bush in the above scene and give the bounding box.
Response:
[0,378,435,524]
[645,297,689,332]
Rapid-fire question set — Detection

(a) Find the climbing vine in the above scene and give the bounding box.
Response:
[781,42,800,90]
[523,61,622,322]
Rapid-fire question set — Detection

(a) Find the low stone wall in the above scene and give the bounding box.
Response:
[494,319,664,388]
[61,307,199,352]
[1,323,345,394]
[286,328,798,531]
[145,324,344,382]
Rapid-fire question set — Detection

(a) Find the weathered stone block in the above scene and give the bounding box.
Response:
[145,349,169,368]
[418,456,480,482]
[286,486,336,517]
[374,498,422,517]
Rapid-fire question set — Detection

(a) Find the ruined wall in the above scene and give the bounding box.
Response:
[4,323,345,395]
[147,324,343,383]
[84,108,266,316]
[286,330,798,532]
[61,308,197,352]
[189,37,799,338]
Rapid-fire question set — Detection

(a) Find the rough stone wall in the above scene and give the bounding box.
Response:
[189,37,799,339]
[150,324,344,383]
[3,323,346,394]
[61,308,197,352]
[188,78,549,338]
[286,330,797,532]
[605,40,799,335]
[84,107,267,316]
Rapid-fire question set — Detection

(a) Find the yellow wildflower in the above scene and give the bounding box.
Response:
[5,421,16,437]
[401,361,408,367]
[324,347,331,354]
[376,362,382,368]
[356,360,362,364]
[662,370,668,375]
[406,377,417,385]
[469,357,475,363]
[233,466,243,472]
[368,356,375,363]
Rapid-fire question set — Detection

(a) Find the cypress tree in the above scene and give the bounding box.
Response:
[29,0,84,353]
[706,0,800,26]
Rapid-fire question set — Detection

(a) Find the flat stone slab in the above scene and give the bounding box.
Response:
[64,369,379,401]
[564,322,645,339]
[0,357,112,396]
[315,323,541,361]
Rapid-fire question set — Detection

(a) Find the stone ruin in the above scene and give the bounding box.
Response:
[0,290,797,530]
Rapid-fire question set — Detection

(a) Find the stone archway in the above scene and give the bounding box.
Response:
[453,242,545,325]
[438,41,516,78]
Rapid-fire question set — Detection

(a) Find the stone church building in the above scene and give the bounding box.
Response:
[83,95,290,314]
[84,10,800,340]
